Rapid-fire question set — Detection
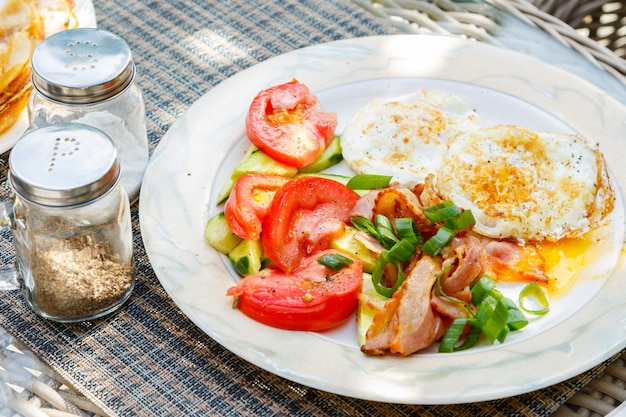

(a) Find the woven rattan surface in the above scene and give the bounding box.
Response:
[1,1,626,416]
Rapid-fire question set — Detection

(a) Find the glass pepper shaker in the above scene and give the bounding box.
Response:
[1,123,135,322]
[28,27,149,202]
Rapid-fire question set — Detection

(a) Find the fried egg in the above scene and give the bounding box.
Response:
[435,124,614,242]
[341,90,484,186]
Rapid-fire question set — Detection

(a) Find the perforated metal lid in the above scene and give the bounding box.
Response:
[9,124,120,207]
[31,28,135,104]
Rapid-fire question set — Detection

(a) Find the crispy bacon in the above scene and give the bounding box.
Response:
[481,238,549,284]
[416,174,443,207]
[374,187,437,236]
[357,182,553,355]
[351,189,379,219]
[362,256,447,356]
[431,235,485,319]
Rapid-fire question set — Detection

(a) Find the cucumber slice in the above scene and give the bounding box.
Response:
[299,135,343,173]
[205,212,242,254]
[357,273,388,347]
[216,145,298,204]
[330,226,377,273]
[228,239,263,276]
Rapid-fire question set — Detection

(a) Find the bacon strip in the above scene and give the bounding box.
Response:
[481,238,549,283]
[362,256,446,356]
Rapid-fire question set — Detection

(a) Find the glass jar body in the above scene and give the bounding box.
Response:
[10,184,135,322]
[28,82,149,202]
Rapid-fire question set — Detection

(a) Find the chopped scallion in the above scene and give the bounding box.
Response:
[423,201,461,222]
[394,217,422,245]
[317,253,354,271]
[388,239,416,263]
[444,209,476,231]
[375,214,398,249]
[519,283,549,315]
[371,252,406,297]
[471,275,497,305]
[350,216,379,239]
[422,226,455,256]
[346,174,393,190]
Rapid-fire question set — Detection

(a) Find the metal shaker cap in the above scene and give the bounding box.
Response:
[31,28,135,104]
[9,124,120,207]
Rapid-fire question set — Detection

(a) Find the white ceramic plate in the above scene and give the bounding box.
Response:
[0,0,97,154]
[139,35,626,404]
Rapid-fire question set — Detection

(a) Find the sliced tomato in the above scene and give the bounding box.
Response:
[262,176,360,272]
[246,79,338,168]
[226,249,363,331]
[224,174,291,240]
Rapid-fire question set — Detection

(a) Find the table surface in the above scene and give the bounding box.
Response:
[1,1,625,416]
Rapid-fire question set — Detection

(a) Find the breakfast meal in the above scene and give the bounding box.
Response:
[204,79,617,356]
[0,0,78,135]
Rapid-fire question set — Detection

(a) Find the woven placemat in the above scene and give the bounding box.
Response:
[0,1,620,416]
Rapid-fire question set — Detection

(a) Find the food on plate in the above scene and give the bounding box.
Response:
[224,174,291,241]
[226,249,363,331]
[436,124,614,242]
[0,0,78,134]
[246,79,338,168]
[261,176,360,272]
[340,90,484,186]
[206,82,617,356]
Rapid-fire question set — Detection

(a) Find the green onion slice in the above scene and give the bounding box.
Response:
[422,226,455,257]
[471,275,497,305]
[375,214,398,249]
[350,217,379,239]
[371,252,406,297]
[444,210,476,231]
[519,283,550,315]
[346,174,393,190]
[317,253,354,271]
[423,201,461,222]
[394,217,422,245]
[388,239,416,263]
[439,317,482,352]
[476,294,509,343]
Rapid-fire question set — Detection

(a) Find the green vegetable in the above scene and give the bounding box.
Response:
[423,201,461,222]
[357,273,389,347]
[444,209,476,231]
[421,226,455,257]
[394,217,422,245]
[330,226,377,273]
[216,145,298,204]
[228,239,263,276]
[438,275,530,352]
[346,174,392,190]
[519,283,550,315]
[298,135,343,173]
[317,253,354,271]
[371,252,406,298]
[204,212,242,254]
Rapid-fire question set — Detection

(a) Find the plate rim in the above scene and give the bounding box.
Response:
[139,34,626,404]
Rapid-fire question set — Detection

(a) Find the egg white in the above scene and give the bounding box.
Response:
[435,124,614,242]
[340,90,484,186]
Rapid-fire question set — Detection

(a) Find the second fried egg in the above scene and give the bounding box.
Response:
[436,124,614,242]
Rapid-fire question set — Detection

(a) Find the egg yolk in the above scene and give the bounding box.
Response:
[534,232,601,297]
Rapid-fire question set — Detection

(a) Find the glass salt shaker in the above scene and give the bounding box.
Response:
[28,27,149,203]
[0,123,135,322]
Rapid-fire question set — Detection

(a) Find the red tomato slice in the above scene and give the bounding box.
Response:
[246,79,338,168]
[226,249,363,331]
[224,174,291,240]
[262,176,360,272]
